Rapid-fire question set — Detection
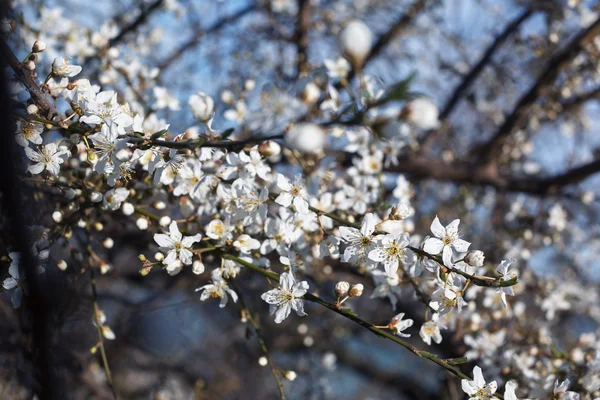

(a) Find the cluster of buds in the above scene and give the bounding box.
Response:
[334,281,364,308]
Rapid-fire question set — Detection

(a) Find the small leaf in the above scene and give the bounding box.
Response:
[150,129,168,140]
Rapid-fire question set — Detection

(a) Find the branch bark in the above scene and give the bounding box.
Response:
[439,7,534,120]
[294,0,311,78]
[473,17,600,166]
[156,5,258,74]
[384,156,600,195]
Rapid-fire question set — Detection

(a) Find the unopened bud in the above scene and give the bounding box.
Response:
[90,191,103,203]
[258,140,281,158]
[138,254,147,262]
[26,104,39,114]
[32,40,47,52]
[284,370,297,381]
[464,250,485,267]
[349,283,364,297]
[335,281,350,298]
[56,260,68,271]
[24,60,36,71]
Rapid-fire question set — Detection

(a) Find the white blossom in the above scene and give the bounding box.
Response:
[423,216,470,266]
[25,143,70,176]
[153,221,202,271]
[461,366,497,399]
[261,272,309,323]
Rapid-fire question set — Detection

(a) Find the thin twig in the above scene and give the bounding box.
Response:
[221,253,504,399]
[233,280,287,400]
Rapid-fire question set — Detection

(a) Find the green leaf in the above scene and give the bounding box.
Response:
[150,129,168,140]
[370,72,418,107]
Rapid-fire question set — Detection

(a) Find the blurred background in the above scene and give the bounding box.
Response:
[2,0,600,399]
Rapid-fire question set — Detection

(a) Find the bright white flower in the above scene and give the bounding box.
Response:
[318,236,340,259]
[554,379,580,400]
[429,281,466,315]
[338,20,372,66]
[423,216,470,266]
[324,57,351,80]
[196,270,238,308]
[205,219,233,241]
[173,158,204,200]
[154,221,202,270]
[188,92,214,121]
[368,232,410,277]
[52,56,82,78]
[103,188,129,210]
[496,258,517,308]
[25,143,70,176]
[285,123,326,154]
[461,366,497,399]
[339,213,378,265]
[404,98,440,130]
[388,313,414,337]
[88,118,128,173]
[275,174,309,214]
[261,272,309,324]
[15,120,43,147]
[233,234,261,254]
[153,86,180,110]
[80,90,133,130]
[420,318,444,345]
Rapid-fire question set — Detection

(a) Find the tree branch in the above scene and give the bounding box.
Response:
[156,5,258,74]
[473,17,600,166]
[221,253,504,398]
[294,0,311,78]
[384,156,600,195]
[439,7,534,120]
[109,0,165,49]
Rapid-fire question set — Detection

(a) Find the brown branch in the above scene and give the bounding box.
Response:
[294,0,311,78]
[108,0,165,49]
[439,7,534,120]
[345,0,428,82]
[127,133,283,150]
[156,4,258,74]
[384,156,600,195]
[473,17,600,166]
[0,38,63,120]
[560,86,600,113]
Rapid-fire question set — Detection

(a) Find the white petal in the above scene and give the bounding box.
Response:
[168,221,182,241]
[181,233,202,247]
[446,219,460,237]
[275,192,293,207]
[473,366,485,387]
[274,303,292,323]
[154,233,174,248]
[452,238,470,252]
[430,216,445,238]
[292,299,306,316]
[423,237,444,255]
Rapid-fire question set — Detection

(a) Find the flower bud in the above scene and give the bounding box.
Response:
[188,92,214,122]
[285,123,326,154]
[90,191,103,203]
[136,218,148,230]
[403,98,440,130]
[56,260,68,271]
[338,20,372,68]
[32,40,46,52]
[87,149,98,164]
[464,250,485,267]
[349,283,364,297]
[301,82,321,104]
[335,281,350,298]
[122,202,134,216]
[258,140,281,158]
[159,216,171,227]
[26,104,39,114]
[24,60,36,71]
[284,370,297,381]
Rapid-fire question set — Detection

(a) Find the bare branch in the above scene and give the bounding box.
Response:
[473,17,600,166]
[294,0,311,77]
[156,5,258,74]
[439,7,534,120]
